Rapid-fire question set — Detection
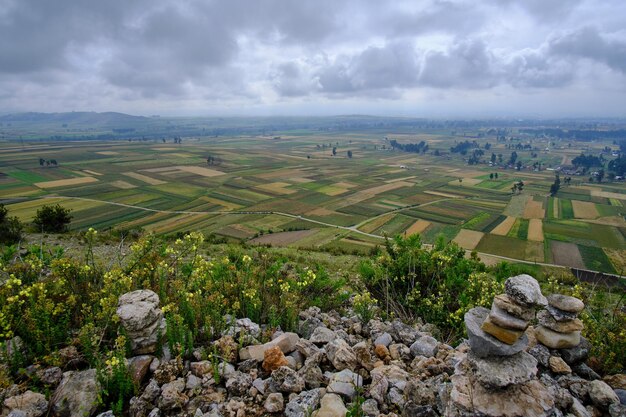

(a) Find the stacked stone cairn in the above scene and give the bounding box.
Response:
[535,293,584,349]
[450,275,555,417]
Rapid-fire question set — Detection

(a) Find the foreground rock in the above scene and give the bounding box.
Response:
[50,369,100,417]
[2,391,48,417]
[116,289,166,354]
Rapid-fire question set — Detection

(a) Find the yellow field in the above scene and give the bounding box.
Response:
[449,178,482,186]
[359,213,395,233]
[175,166,225,177]
[96,151,118,155]
[7,197,106,221]
[202,196,243,211]
[110,180,137,189]
[491,216,516,236]
[318,185,349,196]
[405,219,431,235]
[123,172,166,185]
[152,147,178,151]
[35,176,98,188]
[453,229,484,250]
[307,207,335,216]
[528,219,544,242]
[256,182,296,195]
[572,201,599,219]
[335,181,413,207]
[82,169,102,176]
[589,189,626,200]
[523,199,545,219]
[424,190,462,198]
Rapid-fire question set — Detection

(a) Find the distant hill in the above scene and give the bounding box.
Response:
[0,111,148,125]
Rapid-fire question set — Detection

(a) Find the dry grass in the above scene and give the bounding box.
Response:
[82,169,102,176]
[175,166,225,177]
[96,151,118,155]
[123,172,166,185]
[491,216,516,236]
[201,196,243,211]
[572,200,599,219]
[336,181,413,207]
[307,207,336,216]
[405,219,431,235]
[604,248,626,274]
[590,190,626,200]
[523,199,545,219]
[359,214,394,233]
[35,176,98,188]
[449,178,482,186]
[527,219,544,242]
[453,229,484,250]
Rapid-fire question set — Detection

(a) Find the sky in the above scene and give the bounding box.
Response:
[1,0,625,118]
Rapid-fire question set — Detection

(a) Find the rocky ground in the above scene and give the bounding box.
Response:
[1,276,626,417]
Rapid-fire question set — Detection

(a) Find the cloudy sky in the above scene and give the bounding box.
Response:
[1,0,625,117]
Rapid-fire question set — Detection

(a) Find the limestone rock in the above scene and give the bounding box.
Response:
[465,307,529,357]
[128,355,154,386]
[370,364,410,391]
[493,294,535,321]
[117,290,166,354]
[313,393,347,417]
[225,372,253,397]
[374,332,393,347]
[535,326,581,349]
[546,305,578,322]
[263,346,289,372]
[481,315,524,345]
[325,338,358,371]
[488,303,529,331]
[549,356,572,374]
[361,399,379,416]
[214,335,238,363]
[353,342,376,371]
[239,332,300,361]
[604,374,626,391]
[51,369,100,417]
[547,294,584,313]
[284,388,323,417]
[37,366,63,386]
[158,378,188,410]
[309,327,336,345]
[270,366,306,393]
[3,391,48,417]
[504,274,548,307]
[327,369,363,399]
[589,380,620,409]
[537,310,583,333]
[560,337,591,365]
[467,351,538,389]
[410,335,438,358]
[264,392,284,413]
[449,374,555,417]
[298,362,326,389]
[374,344,390,359]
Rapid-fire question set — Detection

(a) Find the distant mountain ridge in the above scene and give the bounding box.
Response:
[0,111,148,124]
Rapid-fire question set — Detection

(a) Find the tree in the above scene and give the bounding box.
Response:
[597,169,605,183]
[509,151,518,165]
[332,147,337,156]
[511,180,524,194]
[33,204,72,233]
[489,173,494,180]
[347,150,353,159]
[0,204,23,245]
[494,172,498,179]
[549,174,561,196]
[491,153,496,164]
[39,158,45,166]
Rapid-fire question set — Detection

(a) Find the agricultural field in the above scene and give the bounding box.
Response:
[1,122,625,273]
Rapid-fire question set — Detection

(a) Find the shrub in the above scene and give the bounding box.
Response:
[0,204,23,245]
[359,234,499,342]
[32,204,72,233]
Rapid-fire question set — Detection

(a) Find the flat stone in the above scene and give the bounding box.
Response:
[468,351,538,389]
[488,303,529,330]
[560,337,591,365]
[313,393,347,417]
[465,307,529,357]
[589,380,620,409]
[535,326,581,349]
[373,332,393,347]
[481,315,524,345]
[493,294,535,321]
[264,393,284,413]
[309,327,336,344]
[409,335,438,357]
[537,310,583,333]
[285,388,323,417]
[546,305,578,322]
[547,294,584,313]
[549,356,572,374]
[327,369,363,399]
[263,345,290,372]
[3,391,48,417]
[128,355,154,386]
[239,332,300,361]
[325,338,358,371]
[504,274,548,307]
[604,374,626,391]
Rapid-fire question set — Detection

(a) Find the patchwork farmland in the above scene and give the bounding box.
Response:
[1,125,625,273]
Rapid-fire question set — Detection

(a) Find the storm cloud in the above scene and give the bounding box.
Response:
[1,0,625,116]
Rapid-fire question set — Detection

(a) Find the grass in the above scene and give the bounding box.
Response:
[577,245,617,274]
[483,214,507,233]
[560,199,574,220]
[8,171,49,184]
[462,211,491,231]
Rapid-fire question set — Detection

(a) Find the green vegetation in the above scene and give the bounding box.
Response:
[0,205,23,245]
[560,199,574,220]
[33,204,73,233]
[577,245,616,273]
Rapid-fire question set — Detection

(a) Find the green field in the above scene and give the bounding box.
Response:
[1,122,624,273]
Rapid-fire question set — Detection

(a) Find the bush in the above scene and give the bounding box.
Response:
[0,204,23,245]
[359,234,499,342]
[32,204,72,233]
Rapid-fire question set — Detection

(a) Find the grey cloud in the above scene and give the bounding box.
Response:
[418,40,498,89]
[504,49,575,88]
[549,27,626,73]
